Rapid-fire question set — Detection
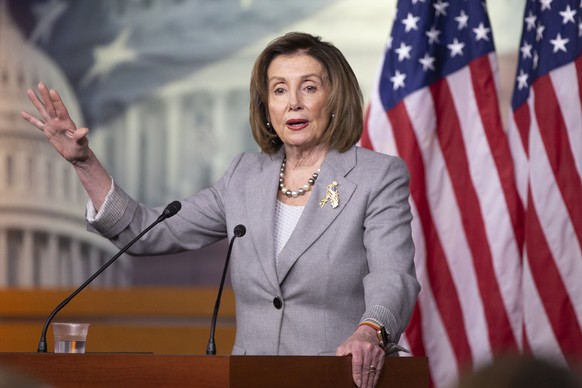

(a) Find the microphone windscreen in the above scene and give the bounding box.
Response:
[234,224,246,237]
[163,201,182,218]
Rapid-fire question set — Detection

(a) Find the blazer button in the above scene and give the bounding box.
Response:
[273,297,283,309]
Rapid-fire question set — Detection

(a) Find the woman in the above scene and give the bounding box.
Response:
[21,32,419,388]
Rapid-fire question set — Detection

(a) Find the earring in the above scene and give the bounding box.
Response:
[266,122,271,128]
[331,113,335,119]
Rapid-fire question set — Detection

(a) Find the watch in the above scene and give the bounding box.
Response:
[377,325,389,350]
[359,321,389,349]
[360,320,411,355]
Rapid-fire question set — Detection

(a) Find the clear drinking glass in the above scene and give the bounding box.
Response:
[52,322,90,353]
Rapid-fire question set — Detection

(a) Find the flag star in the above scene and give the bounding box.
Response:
[426,26,441,44]
[550,33,569,53]
[433,0,449,17]
[533,51,539,69]
[390,70,407,90]
[516,69,529,90]
[540,0,552,11]
[579,20,582,37]
[473,22,491,41]
[395,42,413,61]
[560,5,576,24]
[80,29,138,87]
[419,53,436,71]
[402,13,421,32]
[412,0,426,3]
[525,11,537,31]
[29,0,69,45]
[536,22,545,41]
[447,38,465,57]
[455,10,469,30]
[520,41,533,59]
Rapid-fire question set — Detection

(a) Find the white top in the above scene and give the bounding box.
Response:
[274,200,304,265]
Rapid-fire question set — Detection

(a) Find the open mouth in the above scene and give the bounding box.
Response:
[286,119,309,130]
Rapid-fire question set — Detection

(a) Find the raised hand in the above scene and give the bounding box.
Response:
[21,82,90,165]
[21,82,112,210]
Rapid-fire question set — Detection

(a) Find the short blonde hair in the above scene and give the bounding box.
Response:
[249,32,363,154]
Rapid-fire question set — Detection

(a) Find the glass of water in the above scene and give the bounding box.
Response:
[52,322,90,353]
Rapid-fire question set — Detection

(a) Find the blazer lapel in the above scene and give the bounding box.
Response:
[245,151,284,293]
[276,148,357,283]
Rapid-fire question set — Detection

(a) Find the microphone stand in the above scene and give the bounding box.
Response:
[37,201,181,352]
[206,225,245,355]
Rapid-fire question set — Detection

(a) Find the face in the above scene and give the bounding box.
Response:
[267,53,331,152]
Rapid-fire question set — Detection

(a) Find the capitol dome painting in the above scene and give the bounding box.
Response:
[0,2,127,288]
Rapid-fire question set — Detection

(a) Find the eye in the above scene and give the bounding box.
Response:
[273,87,286,95]
[304,84,318,93]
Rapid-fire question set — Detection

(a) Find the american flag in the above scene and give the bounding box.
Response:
[508,0,582,363]
[362,1,523,386]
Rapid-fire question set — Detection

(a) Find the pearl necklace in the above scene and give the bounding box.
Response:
[279,158,320,198]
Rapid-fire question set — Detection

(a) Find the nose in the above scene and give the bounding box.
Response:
[289,90,303,111]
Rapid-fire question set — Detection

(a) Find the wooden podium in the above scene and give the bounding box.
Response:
[0,353,428,387]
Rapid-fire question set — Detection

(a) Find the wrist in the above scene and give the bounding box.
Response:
[358,321,388,349]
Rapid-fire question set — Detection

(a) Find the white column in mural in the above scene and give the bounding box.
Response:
[212,90,228,178]
[0,228,7,286]
[69,239,82,285]
[18,229,34,286]
[125,104,141,196]
[88,247,102,287]
[165,95,181,199]
[40,233,59,287]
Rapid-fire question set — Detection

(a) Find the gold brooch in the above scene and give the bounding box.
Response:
[320,181,339,209]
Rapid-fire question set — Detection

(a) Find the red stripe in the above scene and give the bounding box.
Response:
[404,303,436,387]
[430,78,518,351]
[525,190,582,359]
[522,322,532,355]
[532,75,582,248]
[387,101,473,368]
[405,302,426,357]
[470,56,525,253]
[513,103,531,158]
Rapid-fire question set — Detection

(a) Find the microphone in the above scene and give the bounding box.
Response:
[37,200,182,353]
[206,224,246,355]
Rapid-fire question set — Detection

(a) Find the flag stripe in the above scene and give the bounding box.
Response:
[469,56,524,254]
[524,189,582,358]
[532,74,582,248]
[430,77,518,352]
[513,104,531,157]
[510,104,532,206]
[405,303,426,357]
[387,101,473,367]
[522,255,566,364]
[577,57,582,117]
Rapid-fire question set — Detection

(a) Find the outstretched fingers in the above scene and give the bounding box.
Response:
[37,82,57,118]
[49,88,71,121]
[26,88,50,122]
[20,111,45,131]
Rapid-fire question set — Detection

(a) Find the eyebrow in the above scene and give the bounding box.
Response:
[268,73,324,84]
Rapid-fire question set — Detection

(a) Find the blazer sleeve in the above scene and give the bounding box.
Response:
[360,155,420,343]
[85,153,248,255]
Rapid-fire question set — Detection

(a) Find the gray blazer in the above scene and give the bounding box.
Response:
[91,145,419,355]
